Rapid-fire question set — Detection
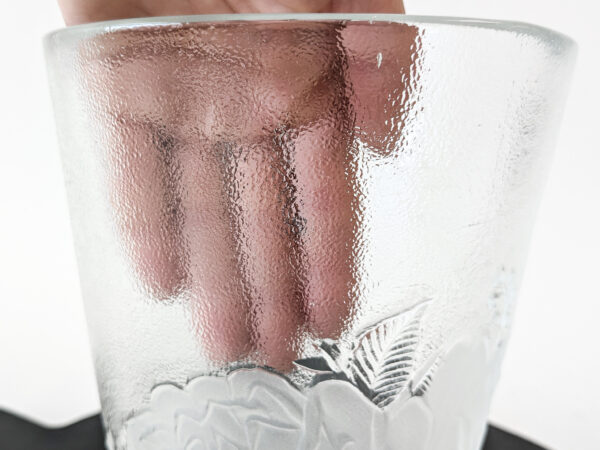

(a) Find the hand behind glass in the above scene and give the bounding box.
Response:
[58,0,405,25]
[59,0,416,371]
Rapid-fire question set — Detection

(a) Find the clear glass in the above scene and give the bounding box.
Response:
[44,14,576,450]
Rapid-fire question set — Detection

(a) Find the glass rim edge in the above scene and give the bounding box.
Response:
[43,13,576,48]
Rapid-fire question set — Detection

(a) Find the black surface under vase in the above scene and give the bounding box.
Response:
[0,410,546,450]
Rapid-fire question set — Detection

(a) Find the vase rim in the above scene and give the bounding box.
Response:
[44,13,575,47]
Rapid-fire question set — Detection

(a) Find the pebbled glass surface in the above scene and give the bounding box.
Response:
[45,17,575,449]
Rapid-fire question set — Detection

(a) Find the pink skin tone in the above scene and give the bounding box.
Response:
[60,0,415,371]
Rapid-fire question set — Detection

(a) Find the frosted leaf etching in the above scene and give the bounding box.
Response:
[295,301,429,407]
[119,296,510,450]
[124,330,504,450]
[409,350,443,397]
[351,301,428,406]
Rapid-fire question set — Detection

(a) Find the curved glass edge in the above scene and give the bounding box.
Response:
[43,13,575,49]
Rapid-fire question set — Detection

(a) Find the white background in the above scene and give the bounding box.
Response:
[0,1,597,449]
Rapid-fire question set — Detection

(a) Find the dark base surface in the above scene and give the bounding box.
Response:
[0,410,546,450]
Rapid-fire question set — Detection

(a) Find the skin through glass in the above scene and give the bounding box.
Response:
[73,18,419,371]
